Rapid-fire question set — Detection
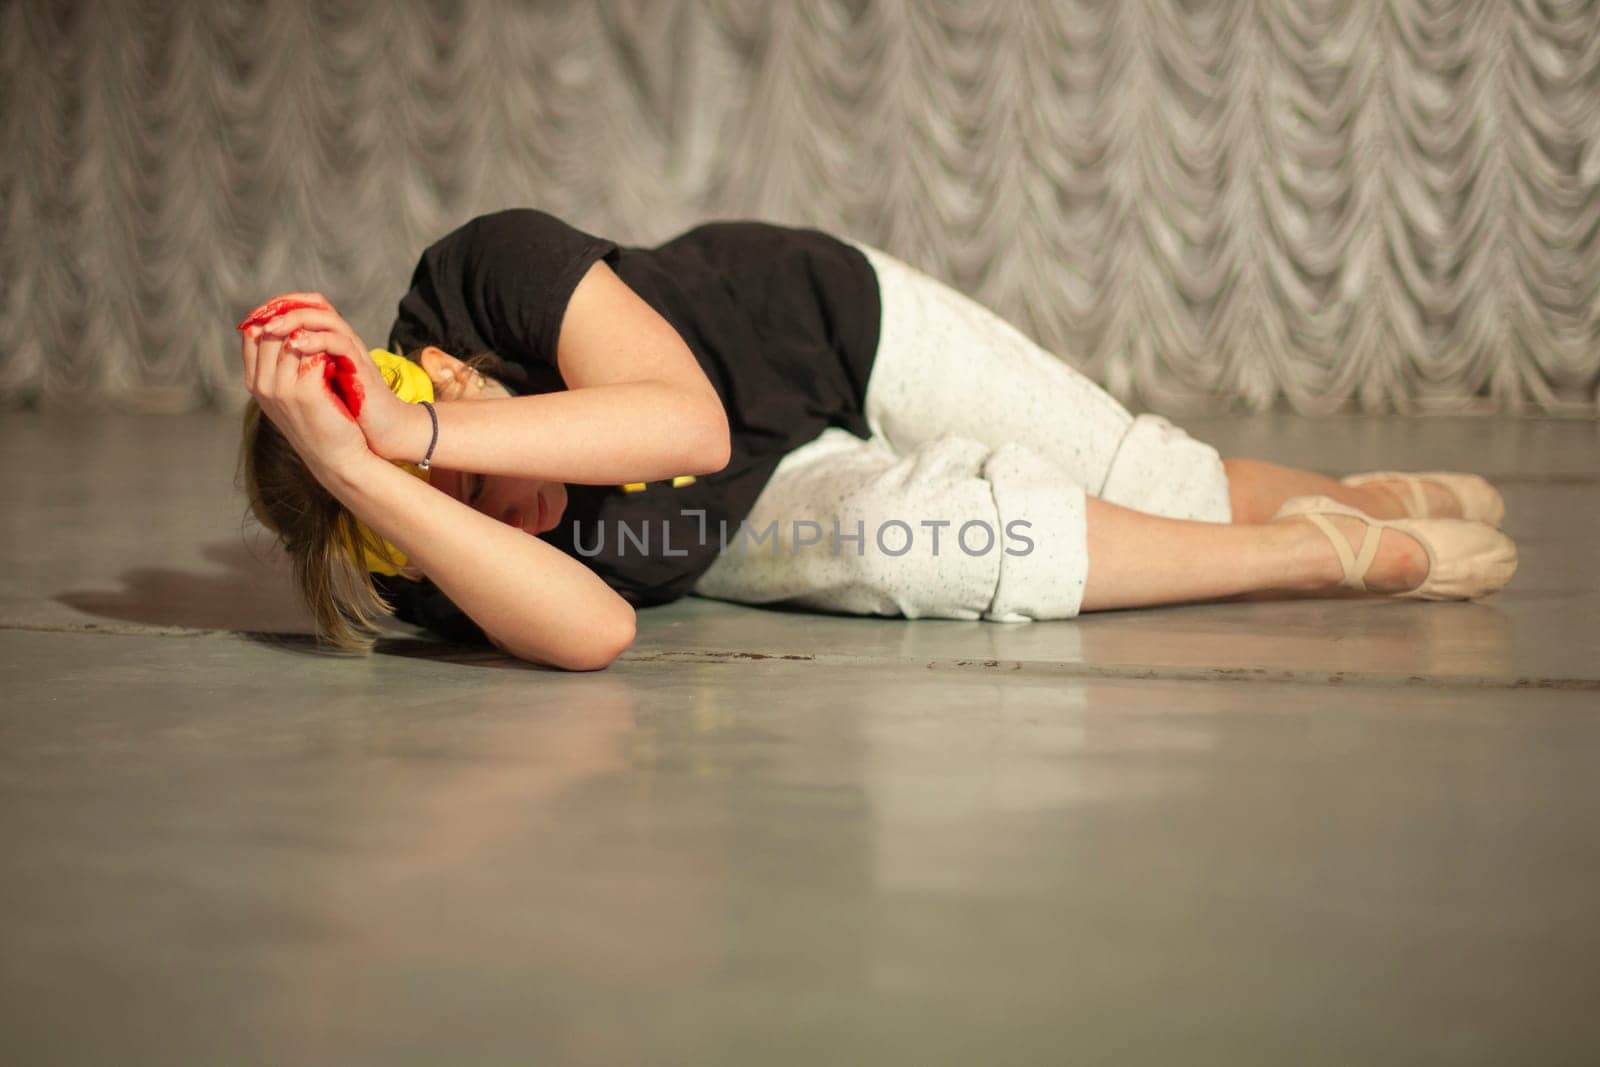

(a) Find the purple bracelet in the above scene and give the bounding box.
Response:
[417,400,439,471]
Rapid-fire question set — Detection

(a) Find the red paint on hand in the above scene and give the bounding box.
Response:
[325,354,363,420]
[236,297,325,331]
[291,353,363,421]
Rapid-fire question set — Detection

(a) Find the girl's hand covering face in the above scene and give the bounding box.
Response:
[238,292,412,467]
[238,291,379,474]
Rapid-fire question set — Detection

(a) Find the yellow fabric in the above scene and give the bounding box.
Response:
[624,476,696,493]
[351,350,434,576]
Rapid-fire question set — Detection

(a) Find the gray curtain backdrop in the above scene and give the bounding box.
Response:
[3,0,1597,415]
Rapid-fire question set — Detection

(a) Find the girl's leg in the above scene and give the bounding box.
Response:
[847,241,1133,486]
[1081,495,1429,612]
[694,429,1042,620]
[846,241,1232,525]
[1222,459,1465,525]
[844,243,1469,531]
[693,426,1431,621]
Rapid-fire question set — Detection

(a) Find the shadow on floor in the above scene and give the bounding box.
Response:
[57,538,315,634]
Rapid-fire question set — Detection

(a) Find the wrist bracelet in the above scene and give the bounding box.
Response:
[417,400,439,471]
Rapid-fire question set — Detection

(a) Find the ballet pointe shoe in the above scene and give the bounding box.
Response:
[1339,470,1506,527]
[1272,495,1518,601]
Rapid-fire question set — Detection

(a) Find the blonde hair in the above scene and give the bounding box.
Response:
[236,351,502,654]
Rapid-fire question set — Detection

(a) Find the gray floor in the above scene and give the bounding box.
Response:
[3,412,1598,1065]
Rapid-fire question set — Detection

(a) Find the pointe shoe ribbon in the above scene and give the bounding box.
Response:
[1338,471,1506,527]
[1272,495,1518,601]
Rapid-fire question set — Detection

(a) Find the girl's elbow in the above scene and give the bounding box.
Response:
[693,406,732,474]
[670,388,730,474]
[489,613,634,672]
[699,430,731,474]
[566,613,636,671]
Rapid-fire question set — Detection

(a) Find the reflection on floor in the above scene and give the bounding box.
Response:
[2,412,1597,1064]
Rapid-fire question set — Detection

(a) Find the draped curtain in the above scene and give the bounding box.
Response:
[3,0,1597,414]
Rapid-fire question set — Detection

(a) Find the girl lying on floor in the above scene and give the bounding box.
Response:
[238,209,1516,670]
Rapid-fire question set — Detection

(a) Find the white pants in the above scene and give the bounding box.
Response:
[691,242,1232,621]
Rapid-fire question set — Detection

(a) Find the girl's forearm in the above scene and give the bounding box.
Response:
[385,381,730,485]
[313,452,636,670]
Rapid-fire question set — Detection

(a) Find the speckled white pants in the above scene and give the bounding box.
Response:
[691,242,1233,621]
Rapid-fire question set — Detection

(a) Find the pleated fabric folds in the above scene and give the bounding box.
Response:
[2,0,1596,413]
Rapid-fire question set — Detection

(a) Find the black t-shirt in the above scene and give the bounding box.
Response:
[374,208,882,644]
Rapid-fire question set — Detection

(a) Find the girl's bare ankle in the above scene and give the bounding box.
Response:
[1278,522,1343,591]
